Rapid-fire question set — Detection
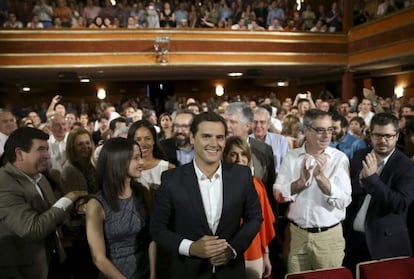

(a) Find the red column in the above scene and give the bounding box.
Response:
[341,72,354,101]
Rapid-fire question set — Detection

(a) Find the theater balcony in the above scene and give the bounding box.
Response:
[1,6,414,105]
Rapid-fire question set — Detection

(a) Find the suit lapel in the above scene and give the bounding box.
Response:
[216,163,232,234]
[183,164,212,234]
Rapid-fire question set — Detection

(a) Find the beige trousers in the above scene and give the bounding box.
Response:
[287,222,345,273]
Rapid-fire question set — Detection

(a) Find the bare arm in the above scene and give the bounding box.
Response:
[46,95,62,118]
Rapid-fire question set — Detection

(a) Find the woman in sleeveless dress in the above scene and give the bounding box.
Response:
[127,120,175,279]
[86,138,151,279]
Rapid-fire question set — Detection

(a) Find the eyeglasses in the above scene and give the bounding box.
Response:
[308,126,335,134]
[371,133,397,141]
[174,123,190,129]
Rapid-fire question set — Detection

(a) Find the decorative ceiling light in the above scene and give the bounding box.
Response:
[227,72,243,77]
[97,88,106,100]
[215,85,224,97]
[79,76,91,83]
[277,81,289,87]
[394,86,404,98]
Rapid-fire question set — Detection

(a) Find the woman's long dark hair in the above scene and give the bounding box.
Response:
[96,137,140,211]
[127,119,167,160]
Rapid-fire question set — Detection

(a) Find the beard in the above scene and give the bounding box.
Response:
[333,130,344,142]
[175,135,190,147]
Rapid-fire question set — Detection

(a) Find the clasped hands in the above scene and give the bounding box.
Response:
[189,235,233,266]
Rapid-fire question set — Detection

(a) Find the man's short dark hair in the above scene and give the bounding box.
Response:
[303,109,331,128]
[190,112,227,137]
[331,113,349,128]
[3,127,49,164]
[370,112,399,132]
[109,117,126,131]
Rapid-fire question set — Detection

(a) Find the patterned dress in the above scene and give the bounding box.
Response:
[94,191,149,279]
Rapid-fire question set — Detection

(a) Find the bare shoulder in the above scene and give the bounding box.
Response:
[86,198,105,220]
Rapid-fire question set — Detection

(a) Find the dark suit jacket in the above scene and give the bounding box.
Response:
[150,161,262,279]
[159,137,180,166]
[0,163,68,279]
[249,138,276,208]
[346,148,414,259]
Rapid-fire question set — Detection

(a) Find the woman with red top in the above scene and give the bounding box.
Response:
[224,136,276,279]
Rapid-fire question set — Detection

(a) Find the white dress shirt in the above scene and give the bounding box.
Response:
[0,131,8,157]
[48,133,68,172]
[179,161,223,256]
[274,145,352,228]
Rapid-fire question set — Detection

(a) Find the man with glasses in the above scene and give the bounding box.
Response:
[159,111,194,166]
[274,109,352,273]
[344,112,414,273]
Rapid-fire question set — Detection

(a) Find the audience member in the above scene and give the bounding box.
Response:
[224,136,276,279]
[158,112,173,140]
[281,114,304,149]
[82,0,101,23]
[92,115,110,145]
[0,127,87,279]
[159,111,194,166]
[60,128,97,278]
[0,109,17,157]
[32,0,53,27]
[224,102,276,196]
[3,12,23,28]
[330,114,367,159]
[348,116,366,139]
[274,109,352,273]
[127,119,175,279]
[86,138,151,278]
[358,98,375,129]
[250,107,289,202]
[150,112,262,279]
[53,0,73,28]
[27,14,44,28]
[325,1,342,32]
[344,112,414,274]
[48,113,69,172]
[302,4,316,30]
[146,2,160,28]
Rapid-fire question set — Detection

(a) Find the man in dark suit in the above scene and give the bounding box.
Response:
[150,112,262,279]
[223,102,276,205]
[159,111,194,166]
[0,127,87,279]
[344,112,414,273]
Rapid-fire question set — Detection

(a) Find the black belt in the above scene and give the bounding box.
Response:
[290,220,339,233]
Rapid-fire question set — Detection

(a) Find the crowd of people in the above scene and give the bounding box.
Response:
[0,86,414,279]
[1,0,413,31]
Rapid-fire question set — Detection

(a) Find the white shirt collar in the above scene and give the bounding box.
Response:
[193,160,222,181]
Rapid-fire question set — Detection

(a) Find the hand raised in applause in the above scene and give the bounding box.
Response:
[313,154,327,178]
[189,235,228,259]
[359,152,378,179]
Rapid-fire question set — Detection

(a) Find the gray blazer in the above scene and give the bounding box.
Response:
[0,163,68,279]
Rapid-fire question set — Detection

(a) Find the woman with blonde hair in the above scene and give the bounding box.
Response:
[223,136,276,279]
[61,127,98,278]
[282,114,304,149]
